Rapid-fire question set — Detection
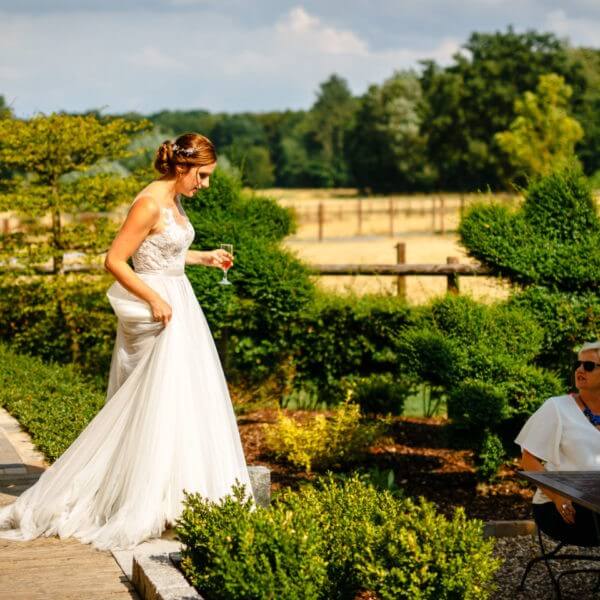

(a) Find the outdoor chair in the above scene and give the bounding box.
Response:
[519,525,600,599]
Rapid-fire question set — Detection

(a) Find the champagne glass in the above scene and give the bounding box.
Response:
[219,243,233,285]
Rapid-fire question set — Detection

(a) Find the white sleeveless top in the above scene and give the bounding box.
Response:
[515,394,600,503]
[131,197,195,274]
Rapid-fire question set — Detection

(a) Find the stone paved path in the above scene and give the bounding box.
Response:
[0,407,140,599]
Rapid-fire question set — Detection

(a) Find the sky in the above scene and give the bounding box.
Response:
[1,1,599,118]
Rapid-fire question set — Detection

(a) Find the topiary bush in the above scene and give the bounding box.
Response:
[475,430,506,482]
[509,286,600,380]
[393,295,562,470]
[175,475,500,600]
[0,342,105,461]
[459,164,600,292]
[185,169,315,387]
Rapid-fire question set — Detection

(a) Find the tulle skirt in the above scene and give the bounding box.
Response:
[0,269,254,550]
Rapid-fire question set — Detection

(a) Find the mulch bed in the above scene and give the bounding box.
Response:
[236,407,534,522]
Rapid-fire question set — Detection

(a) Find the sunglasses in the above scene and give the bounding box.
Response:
[574,360,600,372]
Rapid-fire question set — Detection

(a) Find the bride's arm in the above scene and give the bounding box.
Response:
[104,197,164,306]
[185,249,211,266]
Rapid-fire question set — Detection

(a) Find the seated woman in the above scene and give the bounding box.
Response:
[515,341,600,546]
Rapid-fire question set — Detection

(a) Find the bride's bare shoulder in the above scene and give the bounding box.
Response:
[128,192,162,228]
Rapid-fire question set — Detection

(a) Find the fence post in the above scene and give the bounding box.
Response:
[357,198,363,236]
[440,195,445,235]
[446,256,460,294]
[389,198,394,237]
[431,196,436,232]
[1,218,9,235]
[318,203,324,242]
[396,242,406,299]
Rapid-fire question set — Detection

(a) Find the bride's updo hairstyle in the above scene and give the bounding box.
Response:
[154,133,217,178]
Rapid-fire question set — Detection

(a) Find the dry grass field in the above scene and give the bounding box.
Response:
[259,188,516,304]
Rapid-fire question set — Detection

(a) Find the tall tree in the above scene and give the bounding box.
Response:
[567,47,600,176]
[0,113,149,274]
[495,74,583,178]
[304,74,357,187]
[420,27,585,190]
[347,70,433,192]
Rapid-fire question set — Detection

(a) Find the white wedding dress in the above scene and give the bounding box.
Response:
[0,198,255,550]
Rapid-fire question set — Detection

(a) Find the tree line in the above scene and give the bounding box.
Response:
[2,27,600,192]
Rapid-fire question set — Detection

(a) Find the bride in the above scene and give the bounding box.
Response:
[0,133,255,550]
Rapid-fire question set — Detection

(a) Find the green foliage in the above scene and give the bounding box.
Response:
[420,27,586,190]
[475,430,506,482]
[185,169,315,386]
[0,274,116,378]
[495,73,584,179]
[509,287,600,381]
[264,402,389,473]
[290,293,413,404]
[459,165,600,291]
[176,483,328,599]
[0,343,104,461]
[393,295,561,473]
[347,373,412,416]
[176,475,500,600]
[448,380,511,431]
[347,70,434,192]
[0,112,150,273]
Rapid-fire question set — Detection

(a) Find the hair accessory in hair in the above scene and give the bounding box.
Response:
[171,143,196,156]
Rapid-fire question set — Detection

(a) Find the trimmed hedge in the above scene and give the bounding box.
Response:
[175,475,500,600]
[0,342,104,461]
[289,293,414,404]
[0,273,116,382]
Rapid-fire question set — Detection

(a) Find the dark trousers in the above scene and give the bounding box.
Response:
[533,502,600,547]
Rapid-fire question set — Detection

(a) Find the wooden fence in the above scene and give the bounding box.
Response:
[285,194,519,240]
[310,242,490,298]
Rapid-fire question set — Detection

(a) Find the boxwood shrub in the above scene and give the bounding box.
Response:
[175,475,500,600]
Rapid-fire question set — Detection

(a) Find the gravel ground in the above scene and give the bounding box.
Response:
[492,534,600,599]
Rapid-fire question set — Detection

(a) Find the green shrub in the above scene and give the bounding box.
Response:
[186,169,315,387]
[348,372,413,415]
[447,380,510,431]
[475,430,506,482]
[176,484,327,600]
[175,475,500,600]
[290,293,413,404]
[0,342,104,460]
[509,286,600,379]
[264,402,389,472]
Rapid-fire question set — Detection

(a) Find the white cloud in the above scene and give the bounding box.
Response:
[275,6,368,56]
[544,8,600,46]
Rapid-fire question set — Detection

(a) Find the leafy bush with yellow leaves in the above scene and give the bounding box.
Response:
[264,401,390,472]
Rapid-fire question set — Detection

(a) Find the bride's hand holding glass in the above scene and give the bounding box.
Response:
[205,248,233,269]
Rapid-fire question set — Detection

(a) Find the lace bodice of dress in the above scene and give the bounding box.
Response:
[132,203,195,274]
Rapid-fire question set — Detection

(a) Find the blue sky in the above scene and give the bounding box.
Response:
[1,1,598,118]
